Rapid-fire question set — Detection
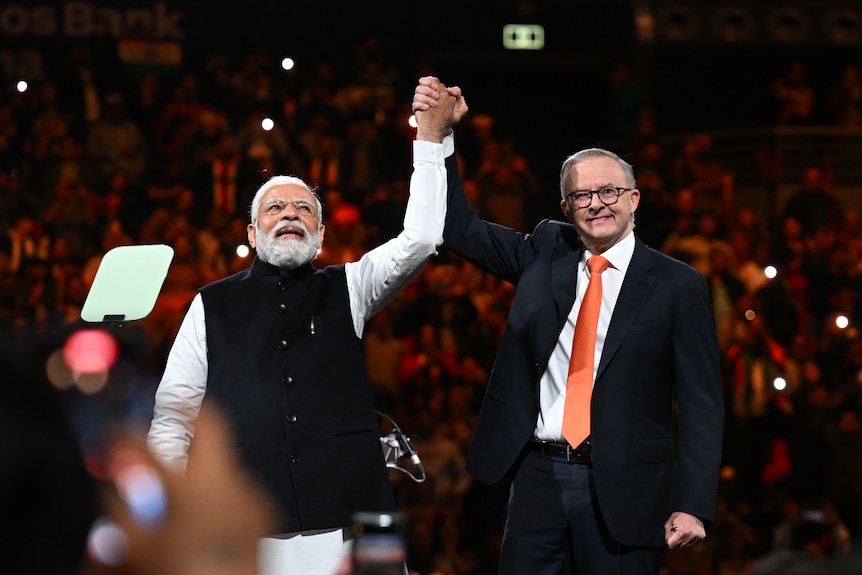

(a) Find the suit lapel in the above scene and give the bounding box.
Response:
[551,233,582,325]
[597,238,656,378]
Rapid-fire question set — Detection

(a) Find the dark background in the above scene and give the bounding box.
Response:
[2,3,862,572]
[5,0,860,223]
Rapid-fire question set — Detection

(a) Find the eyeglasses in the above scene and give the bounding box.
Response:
[259,198,318,219]
[565,187,631,209]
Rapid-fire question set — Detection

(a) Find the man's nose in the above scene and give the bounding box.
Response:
[281,202,301,218]
[588,193,605,210]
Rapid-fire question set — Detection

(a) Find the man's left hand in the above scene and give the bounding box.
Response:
[664,511,706,549]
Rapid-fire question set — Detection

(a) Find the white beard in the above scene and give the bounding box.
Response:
[254,220,321,270]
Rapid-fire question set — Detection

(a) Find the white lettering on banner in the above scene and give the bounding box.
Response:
[99,8,123,36]
[128,9,154,34]
[0,2,182,39]
[0,6,31,35]
[64,3,91,36]
[65,2,182,39]
[31,6,58,35]
[154,4,181,38]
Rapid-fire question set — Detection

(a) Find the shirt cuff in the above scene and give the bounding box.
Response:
[413,133,454,163]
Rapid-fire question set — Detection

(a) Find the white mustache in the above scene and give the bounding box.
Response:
[272,220,309,237]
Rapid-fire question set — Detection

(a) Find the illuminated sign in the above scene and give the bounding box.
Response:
[502,24,545,50]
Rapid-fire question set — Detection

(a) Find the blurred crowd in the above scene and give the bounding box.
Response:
[2,37,862,575]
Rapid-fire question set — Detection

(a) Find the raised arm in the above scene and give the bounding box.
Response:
[344,80,465,336]
[413,76,540,285]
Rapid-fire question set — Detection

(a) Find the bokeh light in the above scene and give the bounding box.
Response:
[64,329,119,374]
[109,450,167,532]
[281,57,295,70]
[87,518,129,567]
[16,80,28,93]
[236,244,250,258]
[764,265,777,279]
[46,349,75,390]
[261,117,274,131]
[75,371,111,395]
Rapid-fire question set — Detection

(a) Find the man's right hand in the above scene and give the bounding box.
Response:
[413,76,468,142]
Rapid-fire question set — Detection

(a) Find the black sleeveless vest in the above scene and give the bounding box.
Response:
[198,257,395,533]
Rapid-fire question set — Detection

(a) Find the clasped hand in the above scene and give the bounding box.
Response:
[412,75,468,141]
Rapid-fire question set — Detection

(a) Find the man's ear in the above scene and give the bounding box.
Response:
[629,188,641,214]
[318,224,326,246]
[560,199,570,219]
[247,223,256,248]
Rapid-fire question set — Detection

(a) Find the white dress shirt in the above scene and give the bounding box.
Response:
[534,231,636,442]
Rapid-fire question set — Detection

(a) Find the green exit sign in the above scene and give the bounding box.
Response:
[503,24,545,50]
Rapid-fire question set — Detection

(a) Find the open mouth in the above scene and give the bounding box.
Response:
[275,227,305,239]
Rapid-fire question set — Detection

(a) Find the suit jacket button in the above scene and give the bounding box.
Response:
[277,303,287,313]
[277,340,288,349]
[282,375,293,385]
[290,453,300,463]
[287,414,297,423]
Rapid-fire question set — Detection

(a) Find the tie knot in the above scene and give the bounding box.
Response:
[587,255,610,275]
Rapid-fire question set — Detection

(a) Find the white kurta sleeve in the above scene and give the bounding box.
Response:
[345,136,452,337]
[146,293,208,473]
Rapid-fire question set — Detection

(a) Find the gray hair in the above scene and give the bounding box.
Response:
[249,175,324,226]
[559,148,636,200]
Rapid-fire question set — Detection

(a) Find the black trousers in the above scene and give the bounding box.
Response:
[498,450,663,575]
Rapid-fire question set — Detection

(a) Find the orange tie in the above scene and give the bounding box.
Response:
[562,254,610,447]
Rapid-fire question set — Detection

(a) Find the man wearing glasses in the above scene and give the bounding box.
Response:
[413,77,724,575]
[146,89,461,574]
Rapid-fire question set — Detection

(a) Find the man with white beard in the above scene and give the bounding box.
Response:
[146,86,465,575]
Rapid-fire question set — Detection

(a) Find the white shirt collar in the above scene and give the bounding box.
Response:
[583,231,636,274]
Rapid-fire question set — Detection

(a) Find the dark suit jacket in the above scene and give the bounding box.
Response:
[442,153,724,547]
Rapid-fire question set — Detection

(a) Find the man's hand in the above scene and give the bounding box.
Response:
[413,75,468,142]
[94,407,276,575]
[664,511,706,550]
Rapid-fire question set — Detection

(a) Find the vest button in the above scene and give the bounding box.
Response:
[278,281,287,292]
[277,303,287,313]
[282,375,293,385]
[277,340,288,349]
[290,453,300,463]
[287,414,297,423]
